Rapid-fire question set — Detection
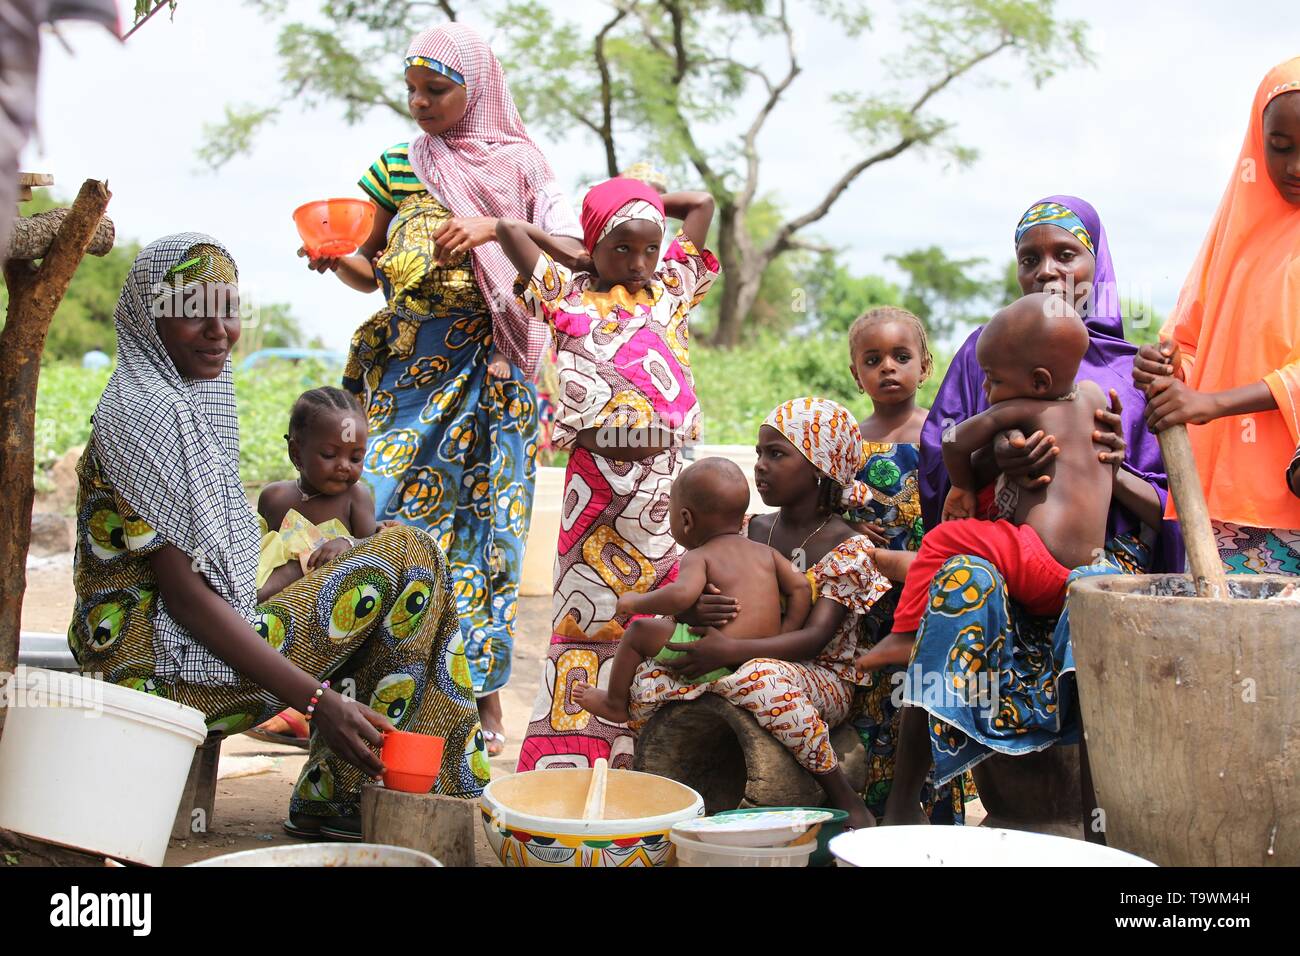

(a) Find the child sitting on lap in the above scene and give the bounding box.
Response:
[857,292,1159,671]
[256,387,394,603]
[574,457,811,723]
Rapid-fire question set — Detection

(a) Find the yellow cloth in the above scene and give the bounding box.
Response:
[256,508,351,589]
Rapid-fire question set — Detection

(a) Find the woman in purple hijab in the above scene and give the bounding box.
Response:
[884,196,1182,825]
[920,194,1182,572]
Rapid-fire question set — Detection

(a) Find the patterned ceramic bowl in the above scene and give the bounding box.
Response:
[480,768,704,867]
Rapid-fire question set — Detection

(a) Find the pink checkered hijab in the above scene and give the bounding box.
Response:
[405,22,558,376]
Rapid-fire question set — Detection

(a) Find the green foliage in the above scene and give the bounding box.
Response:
[1121,298,1165,347]
[234,361,342,485]
[32,360,342,489]
[2,193,314,363]
[691,333,947,444]
[198,104,281,170]
[886,245,1003,339]
[32,365,112,490]
[802,253,903,333]
[0,194,141,362]
[694,195,815,335]
[33,343,952,491]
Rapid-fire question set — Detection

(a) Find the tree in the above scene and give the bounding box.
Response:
[212,0,1090,346]
[0,193,140,362]
[1,194,315,362]
[887,245,1002,340]
[801,252,902,334]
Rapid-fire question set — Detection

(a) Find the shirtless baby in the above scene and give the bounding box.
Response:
[857,292,1159,671]
[573,457,812,722]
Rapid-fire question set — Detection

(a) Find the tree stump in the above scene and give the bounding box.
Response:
[631,694,866,814]
[971,745,1084,839]
[360,785,475,867]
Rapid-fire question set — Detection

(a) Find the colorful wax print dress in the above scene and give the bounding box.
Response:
[845,440,973,822]
[514,231,720,771]
[345,143,551,697]
[904,538,1146,785]
[69,447,488,817]
[628,523,889,775]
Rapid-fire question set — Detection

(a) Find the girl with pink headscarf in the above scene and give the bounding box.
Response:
[301,22,586,756]
[495,176,718,773]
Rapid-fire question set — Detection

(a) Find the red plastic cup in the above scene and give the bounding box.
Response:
[380,730,444,793]
[293,198,376,259]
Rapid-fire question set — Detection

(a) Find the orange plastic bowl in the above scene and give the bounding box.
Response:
[381,731,444,794]
[293,198,376,259]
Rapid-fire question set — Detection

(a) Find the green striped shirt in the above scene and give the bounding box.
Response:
[359,143,426,213]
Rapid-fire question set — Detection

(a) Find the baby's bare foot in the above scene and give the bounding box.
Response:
[856,631,916,673]
[486,354,511,379]
[572,682,630,723]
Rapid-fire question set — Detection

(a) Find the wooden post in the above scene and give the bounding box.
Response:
[0,179,112,679]
[359,785,476,867]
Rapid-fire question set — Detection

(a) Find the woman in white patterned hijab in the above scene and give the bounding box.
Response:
[72,235,486,839]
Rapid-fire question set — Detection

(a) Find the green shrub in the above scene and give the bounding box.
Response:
[33,344,950,490]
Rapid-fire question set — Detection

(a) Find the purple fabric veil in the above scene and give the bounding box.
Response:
[919,194,1184,572]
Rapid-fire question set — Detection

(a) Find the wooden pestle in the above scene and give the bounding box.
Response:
[582,757,609,821]
[1156,424,1230,599]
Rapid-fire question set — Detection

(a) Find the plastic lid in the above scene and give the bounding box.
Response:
[4,667,208,743]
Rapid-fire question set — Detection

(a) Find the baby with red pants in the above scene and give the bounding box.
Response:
[857,293,1162,672]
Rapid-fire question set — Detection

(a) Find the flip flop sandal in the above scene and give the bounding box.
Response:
[246,708,310,749]
[483,729,507,756]
[283,813,363,842]
[282,813,326,840]
[318,815,364,842]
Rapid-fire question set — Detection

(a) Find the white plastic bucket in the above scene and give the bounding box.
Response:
[829,825,1157,867]
[0,667,207,866]
[670,832,815,867]
[189,843,441,866]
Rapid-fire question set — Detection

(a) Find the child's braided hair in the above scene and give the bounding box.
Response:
[286,386,364,442]
[848,305,934,383]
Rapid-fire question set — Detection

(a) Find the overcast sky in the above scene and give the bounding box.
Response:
[21,1,1297,350]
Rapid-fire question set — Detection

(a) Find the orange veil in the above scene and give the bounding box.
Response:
[1162,57,1300,529]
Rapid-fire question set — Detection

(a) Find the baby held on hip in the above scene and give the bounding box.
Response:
[573,458,812,723]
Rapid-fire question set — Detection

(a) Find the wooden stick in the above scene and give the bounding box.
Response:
[1157,424,1230,599]
[8,208,115,260]
[582,757,609,821]
[0,179,112,678]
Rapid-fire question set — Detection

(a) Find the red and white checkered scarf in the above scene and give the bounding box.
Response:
[406,22,558,378]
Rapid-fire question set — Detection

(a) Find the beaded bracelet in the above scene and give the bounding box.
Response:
[304,679,331,721]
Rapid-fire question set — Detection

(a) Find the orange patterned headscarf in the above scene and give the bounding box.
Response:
[1162,57,1300,529]
[762,397,872,508]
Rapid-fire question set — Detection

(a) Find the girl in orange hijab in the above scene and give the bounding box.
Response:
[1134,58,1300,572]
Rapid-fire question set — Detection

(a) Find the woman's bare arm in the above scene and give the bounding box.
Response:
[152,545,318,707]
[299,204,393,293]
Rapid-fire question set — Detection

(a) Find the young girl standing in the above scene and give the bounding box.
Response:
[842,308,974,823]
[496,177,718,771]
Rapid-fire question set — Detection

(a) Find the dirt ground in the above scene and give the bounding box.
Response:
[17,551,981,867]
[18,552,546,867]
